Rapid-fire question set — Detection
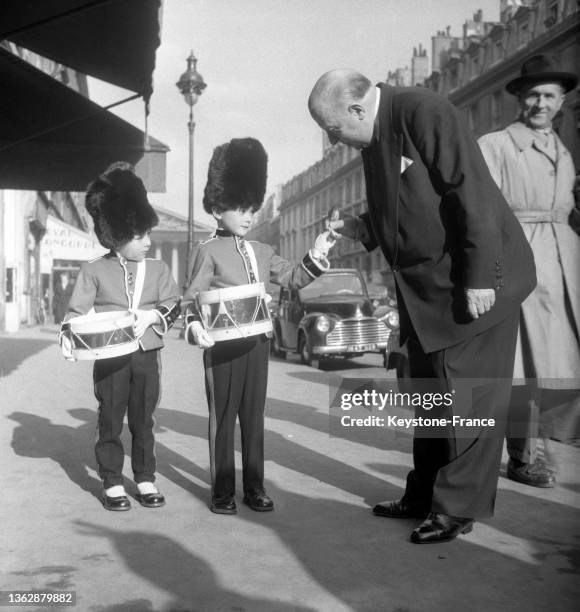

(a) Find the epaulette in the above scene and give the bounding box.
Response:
[201,236,218,245]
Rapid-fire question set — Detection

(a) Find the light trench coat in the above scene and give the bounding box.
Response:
[479,121,580,382]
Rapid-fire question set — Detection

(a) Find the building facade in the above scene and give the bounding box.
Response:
[432,0,579,161]
[149,207,213,292]
[0,45,93,331]
[279,142,394,289]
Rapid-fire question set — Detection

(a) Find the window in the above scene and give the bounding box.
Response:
[471,55,479,79]
[518,23,529,47]
[468,102,478,132]
[494,40,503,63]
[355,171,362,200]
[6,267,15,302]
[491,90,503,129]
[545,1,558,27]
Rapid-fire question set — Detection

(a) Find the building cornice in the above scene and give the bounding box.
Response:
[280,156,361,211]
[449,12,579,106]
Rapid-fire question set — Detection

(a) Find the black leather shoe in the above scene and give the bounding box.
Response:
[243,489,274,512]
[507,458,556,488]
[372,498,427,519]
[102,494,131,512]
[411,512,474,544]
[210,497,237,515]
[136,492,166,508]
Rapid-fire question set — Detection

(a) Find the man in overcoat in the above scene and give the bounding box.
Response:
[309,70,536,543]
[479,55,580,488]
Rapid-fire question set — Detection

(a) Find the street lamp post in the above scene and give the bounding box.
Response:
[176,51,206,291]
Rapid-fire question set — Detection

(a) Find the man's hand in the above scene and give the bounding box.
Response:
[464,288,496,319]
[187,321,215,349]
[325,206,368,241]
[132,309,159,339]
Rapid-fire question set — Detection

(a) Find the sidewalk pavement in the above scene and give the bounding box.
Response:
[0,326,579,612]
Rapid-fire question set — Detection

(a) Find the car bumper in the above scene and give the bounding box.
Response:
[313,342,389,355]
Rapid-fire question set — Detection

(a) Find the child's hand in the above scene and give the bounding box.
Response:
[132,309,159,339]
[58,321,77,361]
[312,230,337,260]
[186,321,215,349]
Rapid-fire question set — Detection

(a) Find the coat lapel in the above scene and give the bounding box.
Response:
[362,83,402,266]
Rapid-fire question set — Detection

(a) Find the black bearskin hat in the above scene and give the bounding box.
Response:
[203,137,267,214]
[85,162,158,250]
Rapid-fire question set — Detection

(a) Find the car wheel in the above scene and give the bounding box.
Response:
[271,327,286,359]
[299,333,316,367]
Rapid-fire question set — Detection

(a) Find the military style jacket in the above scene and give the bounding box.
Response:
[182,230,325,322]
[66,252,180,351]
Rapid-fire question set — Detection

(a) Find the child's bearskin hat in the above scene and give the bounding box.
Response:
[85,162,159,250]
[203,137,267,214]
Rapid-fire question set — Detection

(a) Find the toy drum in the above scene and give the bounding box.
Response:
[62,311,139,360]
[197,282,272,342]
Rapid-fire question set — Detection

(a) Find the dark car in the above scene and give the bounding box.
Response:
[271,268,404,369]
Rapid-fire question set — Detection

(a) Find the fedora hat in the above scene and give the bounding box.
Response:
[506,54,578,95]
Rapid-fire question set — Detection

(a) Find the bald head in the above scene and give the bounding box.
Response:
[308,69,375,149]
[308,69,372,122]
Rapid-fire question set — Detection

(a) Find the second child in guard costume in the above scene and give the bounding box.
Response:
[183,138,335,515]
[61,162,180,511]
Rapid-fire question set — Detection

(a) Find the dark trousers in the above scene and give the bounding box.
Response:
[93,349,161,489]
[506,387,540,463]
[203,335,269,501]
[402,312,519,519]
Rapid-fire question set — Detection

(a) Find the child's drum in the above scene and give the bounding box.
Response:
[62,311,139,360]
[197,282,272,342]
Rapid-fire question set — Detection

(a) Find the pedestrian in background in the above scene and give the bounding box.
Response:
[309,70,536,543]
[478,55,580,488]
[52,271,72,324]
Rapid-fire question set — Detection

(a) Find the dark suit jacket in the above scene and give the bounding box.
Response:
[361,83,536,353]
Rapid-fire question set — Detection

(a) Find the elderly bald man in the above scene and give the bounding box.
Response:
[309,69,536,543]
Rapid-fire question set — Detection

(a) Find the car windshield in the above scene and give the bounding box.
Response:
[298,273,365,300]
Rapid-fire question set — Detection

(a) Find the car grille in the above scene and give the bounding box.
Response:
[326,318,390,346]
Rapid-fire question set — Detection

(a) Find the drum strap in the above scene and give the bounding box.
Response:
[132,260,146,309]
[238,239,260,283]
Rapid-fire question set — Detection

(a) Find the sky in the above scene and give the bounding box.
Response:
[88,0,500,227]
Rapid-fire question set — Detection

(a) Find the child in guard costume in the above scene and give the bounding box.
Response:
[61,162,180,511]
[182,138,335,515]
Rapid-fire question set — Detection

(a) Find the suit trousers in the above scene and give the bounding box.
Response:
[203,335,269,501]
[402,312,519,518]
[93,350,161,489]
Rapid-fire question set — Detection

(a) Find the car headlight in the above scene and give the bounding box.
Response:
[382,310,399,329]
[315,315,332,333]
